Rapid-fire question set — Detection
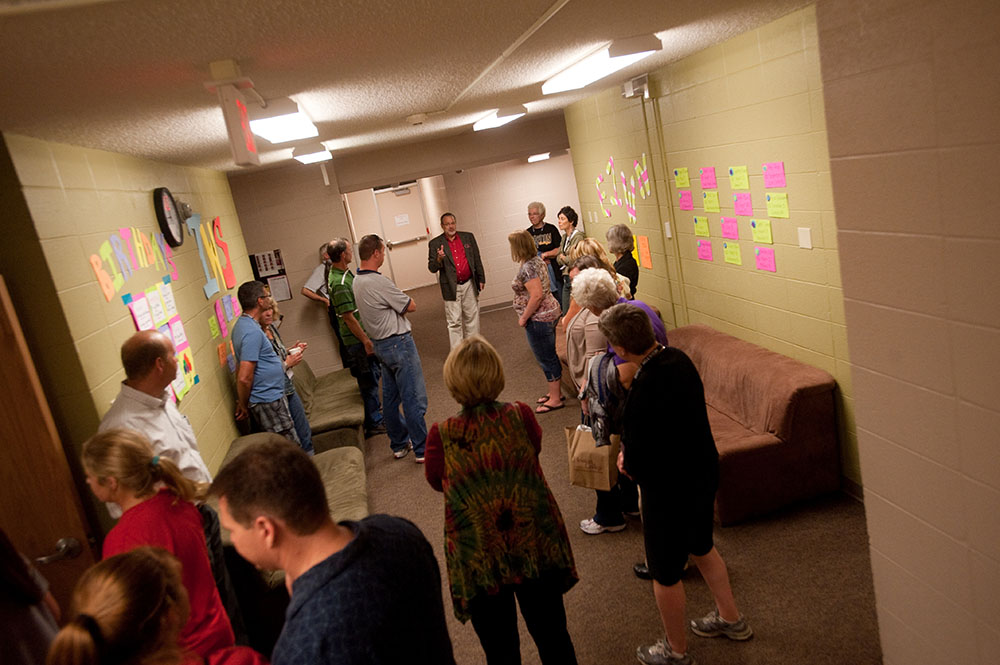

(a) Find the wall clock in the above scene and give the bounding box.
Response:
[153,187,185,248]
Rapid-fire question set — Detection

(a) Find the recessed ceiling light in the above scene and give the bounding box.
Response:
[473,105,527,131]
[292,143,332,164]
[249,98,319,144]
[542,35,662,95]
[528,152,550,163]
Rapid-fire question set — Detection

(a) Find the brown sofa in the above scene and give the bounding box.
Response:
[668,324,840,524]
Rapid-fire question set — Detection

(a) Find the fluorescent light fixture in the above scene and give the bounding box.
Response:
[542,34,662,95]
[249,97,319,143]
[528,152,550,163]
[292,143,332,164]
[473,105,527,131]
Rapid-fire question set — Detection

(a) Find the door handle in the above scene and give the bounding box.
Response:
[35,537,83,565]
[385,234,428,249]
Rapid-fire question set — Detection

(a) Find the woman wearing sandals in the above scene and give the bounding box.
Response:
[508,230,565,414]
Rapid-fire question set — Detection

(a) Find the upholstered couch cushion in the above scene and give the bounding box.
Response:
[291,359,365,450]
[668,324,840,524]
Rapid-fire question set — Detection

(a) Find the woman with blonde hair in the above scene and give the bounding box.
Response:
[81,429,234,660]
[258,297,314,455]
[424,335,578,665]
[508,230,564,413]
[46,546,266,665]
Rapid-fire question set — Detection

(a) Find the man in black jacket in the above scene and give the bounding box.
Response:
[427,212,485,349]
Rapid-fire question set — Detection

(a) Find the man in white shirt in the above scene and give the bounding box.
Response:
[98,329,246,643]
[99,330,211,484]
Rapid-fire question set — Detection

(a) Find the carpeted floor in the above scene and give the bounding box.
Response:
[364,284,882,665]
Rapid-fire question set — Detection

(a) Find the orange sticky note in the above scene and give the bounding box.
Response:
[637,236,652,269]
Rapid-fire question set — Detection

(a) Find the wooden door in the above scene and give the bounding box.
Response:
[0,275,96,611]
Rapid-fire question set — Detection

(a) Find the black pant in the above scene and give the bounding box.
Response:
[198,503,248,645]
[593,473,639,525]
[468,577,577,665]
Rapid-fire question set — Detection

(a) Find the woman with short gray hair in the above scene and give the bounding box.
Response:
[606,224,639,298]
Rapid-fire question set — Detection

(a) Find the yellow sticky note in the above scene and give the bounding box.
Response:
[693,216,710,237]
[723,241,743,265]
[673,167,690,188]
[765,192,789,218]
[631,235,640,264]
[728,166,750,190]
[702,191,720,213]
[750,219,773,244]
[208,315,221,339]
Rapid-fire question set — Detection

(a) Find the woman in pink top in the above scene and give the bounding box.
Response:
[81,428,234,660]
[47,546,267,665]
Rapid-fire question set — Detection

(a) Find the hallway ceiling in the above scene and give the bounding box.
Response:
[0,0,808,172]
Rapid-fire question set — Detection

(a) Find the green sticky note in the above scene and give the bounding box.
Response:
[693,216,710,237]
[703,190,721,213]
[209,315,221,339]
[723,241,743,265]
[765,192,789,218]
[751,219,773,244]
[728,165,750,190]
[673,167,690,188]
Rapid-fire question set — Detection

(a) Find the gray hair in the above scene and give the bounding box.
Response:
[598,303,656,355]
[527,201,546,217]
[571,267,619,312]
[327,238,349,263]
[606,224,634,255]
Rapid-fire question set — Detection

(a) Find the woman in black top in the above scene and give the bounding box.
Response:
[606,223,639,298]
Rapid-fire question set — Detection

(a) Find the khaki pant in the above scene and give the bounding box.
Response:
[444,280,480,349]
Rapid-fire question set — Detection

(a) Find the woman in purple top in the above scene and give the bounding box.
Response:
[571,268,667,535]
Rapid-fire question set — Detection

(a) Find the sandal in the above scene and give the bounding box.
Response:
[537,394,566,404]
[535,402,565,414]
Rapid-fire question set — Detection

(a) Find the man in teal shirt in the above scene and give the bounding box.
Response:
[327,238,384,437]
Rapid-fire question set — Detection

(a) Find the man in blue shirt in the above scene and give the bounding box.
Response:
[232,280,300,444]
[211,439,455,665]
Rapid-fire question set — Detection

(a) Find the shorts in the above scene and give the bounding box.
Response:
[640,484,716,586]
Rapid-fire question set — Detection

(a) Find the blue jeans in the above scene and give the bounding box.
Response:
[284,382,315,455]
[343,342,384,429]
[524,318,561,382]
[372,332,428,455]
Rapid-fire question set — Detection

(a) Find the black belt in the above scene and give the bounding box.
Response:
[457,277,470,285]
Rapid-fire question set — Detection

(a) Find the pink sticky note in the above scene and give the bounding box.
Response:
[721,217,739,239]
[734,192,753,216]
[755,247,776,272]
[697,240,713,261]
[699,167,717,190]
[763,162,786,188]
[215,300,229,338]
[678,190,694,211]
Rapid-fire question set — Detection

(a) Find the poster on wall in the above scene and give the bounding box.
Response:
[252,249,285,278]
[267,275,292,302]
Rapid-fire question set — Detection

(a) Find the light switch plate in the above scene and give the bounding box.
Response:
[798,227,812,249]
[664,221,672,239]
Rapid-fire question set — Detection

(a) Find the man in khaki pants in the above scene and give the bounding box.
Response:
[427,212,486,348]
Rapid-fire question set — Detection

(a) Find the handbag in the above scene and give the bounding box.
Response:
[565,425,620,491]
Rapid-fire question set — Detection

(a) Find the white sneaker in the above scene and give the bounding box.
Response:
[579,518,626,535]
[392,444,411,459]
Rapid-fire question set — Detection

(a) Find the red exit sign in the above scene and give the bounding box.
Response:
[218,84,260,167]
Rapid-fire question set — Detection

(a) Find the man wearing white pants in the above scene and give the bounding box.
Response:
[427,212,486,348]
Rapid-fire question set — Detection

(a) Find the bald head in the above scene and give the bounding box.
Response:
[121,331,175,383]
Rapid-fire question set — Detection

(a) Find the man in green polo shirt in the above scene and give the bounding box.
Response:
[327,238,385,437]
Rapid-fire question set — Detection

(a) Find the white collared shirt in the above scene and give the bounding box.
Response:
[99,383,212,484]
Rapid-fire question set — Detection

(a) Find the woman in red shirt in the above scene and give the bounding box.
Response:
[81,428,234,660]
[47,546,266,665]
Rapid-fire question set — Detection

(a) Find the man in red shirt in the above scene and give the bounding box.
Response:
[427,212,486,349]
